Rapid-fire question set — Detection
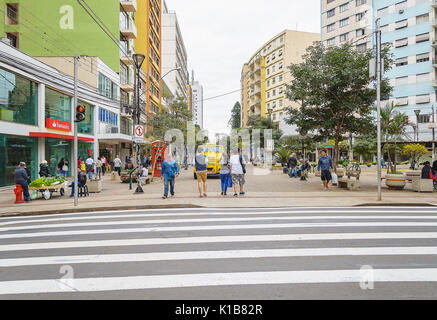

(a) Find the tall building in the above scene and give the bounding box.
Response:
[321,0,372,51]
[162,1,189,100]
[375,0,435,141]
[191,80,204,128]
[240,30,319,128]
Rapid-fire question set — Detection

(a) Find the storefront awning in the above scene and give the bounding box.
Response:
[29,132,94,142]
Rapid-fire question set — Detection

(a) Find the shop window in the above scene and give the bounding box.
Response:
[0,68,38,125]
[45,138,71,177]
[45,87,71,123]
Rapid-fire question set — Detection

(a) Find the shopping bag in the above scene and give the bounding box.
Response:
[332,172,338,185]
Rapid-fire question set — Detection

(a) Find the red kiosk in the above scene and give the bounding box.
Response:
[151,141,168,178]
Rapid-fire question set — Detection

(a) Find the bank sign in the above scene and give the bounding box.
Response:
[46,118,72,132]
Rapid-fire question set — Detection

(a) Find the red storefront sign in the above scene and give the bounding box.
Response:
[46,118,72,132]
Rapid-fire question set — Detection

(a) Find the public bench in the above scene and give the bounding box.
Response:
[338,178,360,191]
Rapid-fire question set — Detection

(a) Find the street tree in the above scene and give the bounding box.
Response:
[402,144,428,169]
[353,133,377,163]
[284,42,393,169]
[228,101,241,129]
[246,115,283,149]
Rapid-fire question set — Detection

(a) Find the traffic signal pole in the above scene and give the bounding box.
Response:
[73,56,79,207]
[375,19,382,202]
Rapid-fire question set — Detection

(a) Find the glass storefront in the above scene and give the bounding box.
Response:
[77,100,94,135]
[78,142,94,164]
[45,87,71,123]
[45,138,72,177]
[0,68,38,126]
[0,134,38,187]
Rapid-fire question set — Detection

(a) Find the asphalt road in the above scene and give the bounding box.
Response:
[1,207,437,299]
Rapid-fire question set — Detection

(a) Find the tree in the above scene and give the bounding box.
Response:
[228,102,241,129]
[381,102,409,173]
[402,144,428,169]
[246,115,283,149]
[284,42,393,170]
[353,134,377,163]
[280,134,317,158]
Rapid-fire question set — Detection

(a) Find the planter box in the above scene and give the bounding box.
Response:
[385,173,407,190]
[336,168,345,178]
[412,179,434,193]
[405,170,421,182]
[87,179,102,193]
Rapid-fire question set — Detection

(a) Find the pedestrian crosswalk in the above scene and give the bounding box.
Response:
[1,207,437,299]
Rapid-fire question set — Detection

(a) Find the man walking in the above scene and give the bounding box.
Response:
[229,149,246,197]
[161,153,179,199]
[85,155,94,180]
[317,150,334,191]
[195,146,208,198]
[113,155,122,176]
[288,153,298,178]
[14,162,31,202]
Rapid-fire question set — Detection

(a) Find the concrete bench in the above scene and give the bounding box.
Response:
[412,178,434,193]
[338,178,360,191]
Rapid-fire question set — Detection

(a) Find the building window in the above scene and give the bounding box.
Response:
[416,53,429,63]
[327,8,335,18]
[5,3,18,25]
[356,29,365,37]
[5,33,18,48]
[416,13,429,24]
[416,33,429,44]
[98,73,119,101]
[395,76,409,86]
[327,0,335,3]
[416,73,430,83]
[357,43,367,52]
[395,19,408,30]
[77,101,94,135]
[380,24,389,33]
[377,7,388,17]
[395,57,408,67]
[327,23,335,32]
[395,38,408,48]
[0,68,38,126]
[395,1,407,11]
[356,12,365,22]
[396,97,408,106]
[327,38,335,46]
[339,3,349,13]
[340,18,349,28]
[419,114,431,123]
[416,94,430,104]
[339,33,349,42]
[356,0,367,6]
[45,87,71,123]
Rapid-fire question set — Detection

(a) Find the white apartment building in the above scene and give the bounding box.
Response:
[191,81,204,128]
[162,1,189,100]
[321,0,373,51]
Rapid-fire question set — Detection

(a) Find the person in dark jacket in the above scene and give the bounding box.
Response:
[288,154,298,178]
[14,162,31,202]
[422,162,432,179]
[432,159,437,175]
[39,160,50,177]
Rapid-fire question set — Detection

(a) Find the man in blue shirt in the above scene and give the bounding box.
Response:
[161,153,180,199]
[317,149,334,191]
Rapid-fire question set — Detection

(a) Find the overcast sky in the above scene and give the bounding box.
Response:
[165,0,321,138]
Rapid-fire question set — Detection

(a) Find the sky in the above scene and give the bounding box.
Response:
[164,0,321,138]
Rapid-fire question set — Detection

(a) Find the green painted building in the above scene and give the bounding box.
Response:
[0,0,120,72]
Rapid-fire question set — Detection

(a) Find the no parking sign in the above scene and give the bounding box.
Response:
[134,125,144,144]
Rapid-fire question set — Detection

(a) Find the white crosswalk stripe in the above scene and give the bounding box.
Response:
[0,207,437,298]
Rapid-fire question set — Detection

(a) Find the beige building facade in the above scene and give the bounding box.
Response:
[240,30,320,127]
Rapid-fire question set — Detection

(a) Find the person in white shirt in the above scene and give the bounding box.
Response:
[113,156,122,176]
[85,156,94,180]
[229,149,246,197]
[141,166,149,177]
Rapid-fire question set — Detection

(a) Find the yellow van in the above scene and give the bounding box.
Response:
[193,143,224,179]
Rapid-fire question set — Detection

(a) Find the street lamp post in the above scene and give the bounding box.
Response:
[375,18,382,201]
[132,53,146,194]
[415,109,421,142]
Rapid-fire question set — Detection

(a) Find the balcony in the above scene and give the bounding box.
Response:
[433,0,437,8]
[120,0,137,12]
[120,43,134,65]
[120,18,137,39]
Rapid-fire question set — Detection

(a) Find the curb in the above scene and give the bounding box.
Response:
[355,203,437,207]
[0,204,203,218]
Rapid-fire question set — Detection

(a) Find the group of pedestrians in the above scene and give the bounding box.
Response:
[287,154,311,180]
[160,147,247,199]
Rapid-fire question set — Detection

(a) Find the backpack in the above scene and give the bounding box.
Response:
[239,155,246,174]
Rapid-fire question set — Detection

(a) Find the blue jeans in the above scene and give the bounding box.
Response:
[70,181,83,197]
[163,176,175,197]
[289,167,297,178]
[19,181,31,201]
[220,173,232,194]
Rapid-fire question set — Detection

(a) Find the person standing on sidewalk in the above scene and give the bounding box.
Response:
[195,147,208,198]
[219,152,232,196]
[85,155,94,180]
[14,162,31,202]
[101,155,107,176]
[39,160,50,178]
[161,153,180,199]
[229,149,246,197]
[288,153,298,178]
[317,150,334,191]
[113,155,122,176]
[95,157,102,180]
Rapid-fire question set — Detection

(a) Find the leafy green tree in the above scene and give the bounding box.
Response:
[228,102,241,129]
[402,144,428,169]
[280,134,317,158]
[353,134,377,163]
[284,42,393,169]
[246,115,283,149]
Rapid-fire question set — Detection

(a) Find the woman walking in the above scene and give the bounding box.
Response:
[95,157,102,180]
[219,153,232,196]
[58,158,68,177]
